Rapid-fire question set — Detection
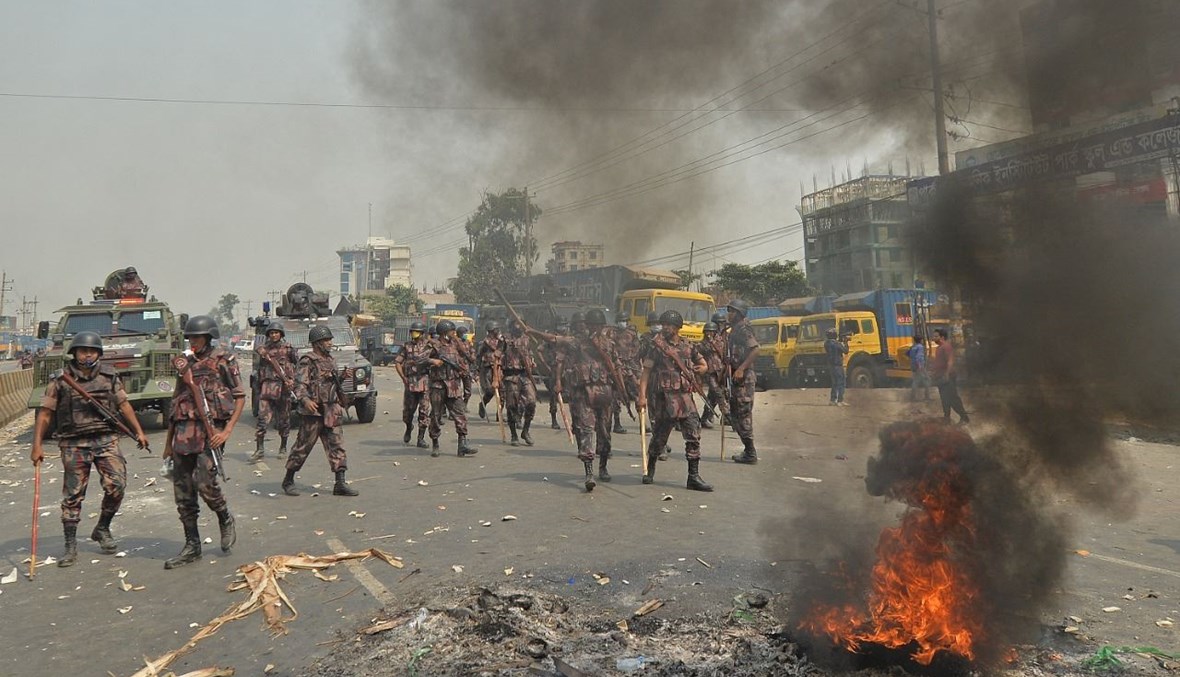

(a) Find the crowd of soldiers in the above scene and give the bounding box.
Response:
[27,299,762,571]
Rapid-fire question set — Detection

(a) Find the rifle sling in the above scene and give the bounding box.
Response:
[57,371,134,438]
[653,336,705,397]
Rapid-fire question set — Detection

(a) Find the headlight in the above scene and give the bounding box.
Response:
[354,367,368,381]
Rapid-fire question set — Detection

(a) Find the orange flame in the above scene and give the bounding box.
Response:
[800,424,985,665]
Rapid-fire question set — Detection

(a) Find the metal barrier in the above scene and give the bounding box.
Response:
[0,368,34,428]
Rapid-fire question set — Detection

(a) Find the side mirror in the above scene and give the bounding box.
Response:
[36,321,50,339]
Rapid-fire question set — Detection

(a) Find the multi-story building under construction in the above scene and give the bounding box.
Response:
[799,175,914,295]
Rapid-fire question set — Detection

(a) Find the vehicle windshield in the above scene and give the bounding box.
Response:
[116,310,166,335]
[654,298,715,324]
[753,324,780,344]
[63,313,114,336]
[280,318,357,349]
[799,318,836,342]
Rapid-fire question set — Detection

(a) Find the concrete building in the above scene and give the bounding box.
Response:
[800,175,914,295]
[337,237,412,296]
[547,241,604,273]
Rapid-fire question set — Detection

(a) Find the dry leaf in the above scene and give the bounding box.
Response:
[597,577,610,586]
[1075,549,1090,557]
[264,664,276,674]
[616,619,629,631]
[313,570,338,582]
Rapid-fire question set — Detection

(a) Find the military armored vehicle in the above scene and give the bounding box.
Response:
[28,267,184,425]
[247,283,377,424]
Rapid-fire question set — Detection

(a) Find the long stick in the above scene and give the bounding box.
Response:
[720,412,726,461]
[556,392,575,446]
[640,408,648,478]
[496,390,506,443]
[30,463,41,579]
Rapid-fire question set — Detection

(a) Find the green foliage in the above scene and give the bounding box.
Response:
[672,269,701,291]
[453,188,541,304]
[364,285,422,324]
[709,260,812,306]
[209,293,241,336]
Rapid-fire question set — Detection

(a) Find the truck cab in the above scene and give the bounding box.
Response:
[618,289,715,342]
[429,312,475,342]
[751,316,802,389]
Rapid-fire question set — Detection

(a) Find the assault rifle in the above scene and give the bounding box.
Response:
[173,356,228,482]
[57,370,150,452]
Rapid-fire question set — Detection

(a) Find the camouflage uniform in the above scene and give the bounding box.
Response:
[641,335,704,461]
[169,346,243,522]
[459,336,477,404]
[614,326,641,430]
[557,330,618,470]
[697,332,727,427]
[395,336,433,435]
[40,364,129,527]
[287,350,349,474]
[254,339,298,446]
[501,332,537,445]
[476,335,503,416]
[421,335,476,455]
[726,317,760,450]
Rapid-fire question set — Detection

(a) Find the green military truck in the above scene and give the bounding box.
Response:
[247,283,378,424]
[28,267,184,425]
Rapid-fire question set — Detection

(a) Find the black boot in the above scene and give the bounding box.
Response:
[687,458,714,492]
[458,435,478,457]
[333,470,359,496]
[583,460,596,492]
[430,437,440,457]
[403,423,413,444]
[90,511,118,554]
[282,468,300,496]
[521,419,534,446]
[642,453,657,485]
[417,426,429,449]
[598,456,611,482]
[249,438,265,464]
[550,411,561,430]
[164,520,202,569]
[278,436,288,457]
[509,420,519,446]
[216,509,237,552]
[731,439,759,465]
[478,399,487,419]
[613,412,626,434]
[58,524,78,567]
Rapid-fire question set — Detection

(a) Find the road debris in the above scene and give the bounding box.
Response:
[791,476,822,483]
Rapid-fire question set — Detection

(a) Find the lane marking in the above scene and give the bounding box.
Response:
[325,537,396,605]
[1082,552,1180,580]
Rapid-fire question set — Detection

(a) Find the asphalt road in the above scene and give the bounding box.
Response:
[0,369,1178,676]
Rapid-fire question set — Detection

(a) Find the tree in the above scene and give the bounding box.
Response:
[364,285,422,325]
[208,293,241,336]
[709,260,812,306]
[452,188,541,304]
[672,269,701,291]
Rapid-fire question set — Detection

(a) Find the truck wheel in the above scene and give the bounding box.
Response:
[356,394,377,423]
[849,364,875,388]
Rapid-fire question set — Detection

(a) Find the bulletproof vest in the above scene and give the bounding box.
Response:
[571,335,612,386]
[727,321,755,365]
[259,341,295,381]
[402,338,430,376]
[428,338,465,383]
[479,337,501,366]
[502,335,532,371]
[173,348,236,421]
[650,336,695,392]
[54,365,119,438]
[302,351,340,405]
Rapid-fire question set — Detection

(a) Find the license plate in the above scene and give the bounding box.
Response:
[806,368,815,376]
[355,384,368,392]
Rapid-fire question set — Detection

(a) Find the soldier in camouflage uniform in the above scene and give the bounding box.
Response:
[614,322,641,432]
[282,324,359,497]
[251,325,298,463]
[638,312,671,461]
[638,310,714,492]
[476,322,503,420]
[457,326,477,408]
[31,331,150,567]
[422,319,477,457]
[541,323,568,429]
[501,320,538,446]
[163,316,242,569]
[725,299,760,464]
[394,321,432,449]
[697,322,727,429]
[527,308,622,492]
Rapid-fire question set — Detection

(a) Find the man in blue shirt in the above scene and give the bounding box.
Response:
[907,334,930,401]
[824,328,849,406]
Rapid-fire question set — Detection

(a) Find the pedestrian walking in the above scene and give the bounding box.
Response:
[931,328,970,424]
[394,321,432,449]
[422,320,477,457]
[163,315,242,569]
[637,310,713,492]
[501,319,538,446]
[30,331,150,567]
[697,321,727,429]
[825,328,849,406]
[251,325,298,462]
[725,300,760,464]
[907,334,930,401]
[281,324,359,497]
[476,322,503,420]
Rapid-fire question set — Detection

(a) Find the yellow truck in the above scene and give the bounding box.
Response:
[751,317,801,389]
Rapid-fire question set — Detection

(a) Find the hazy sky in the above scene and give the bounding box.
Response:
[0,1,1020,326]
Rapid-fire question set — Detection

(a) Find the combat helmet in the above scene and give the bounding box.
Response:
[584,309,607,327]
[184,315,220,339]
[436,319,456,334]
[308,325,333,343]
[410,320,427,333]
[68,331,104,356]
[711,311,728,325]
[658,310,684,327]
[727,299,750,318]
[703,322,718,334]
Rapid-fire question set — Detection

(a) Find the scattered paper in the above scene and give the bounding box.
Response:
[118,606,133,615]
[417,480,429,486]
[314,530,324,536]
[1074,550,1090,557]
[660,508,671,513]
[501,515,517,521]
[791,476,823,483]
[115,551,127,558]
[661,494,673,501]
[504,567,514,576]
[276,516,288,521]
[313,570,338,582]
[0,567,17,584]
[203,537,213,544]
[452,565,464,573]
[264,664,276,674]
[1156,619,1174,628]
[696,557,712,569]
[1102,606,1121,613]
[143,477,157,488]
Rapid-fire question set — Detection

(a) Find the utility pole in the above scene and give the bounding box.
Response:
[927,0,950,175]
[687,241,695,291]
[0,272,11,327]
[523,187,532,276]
